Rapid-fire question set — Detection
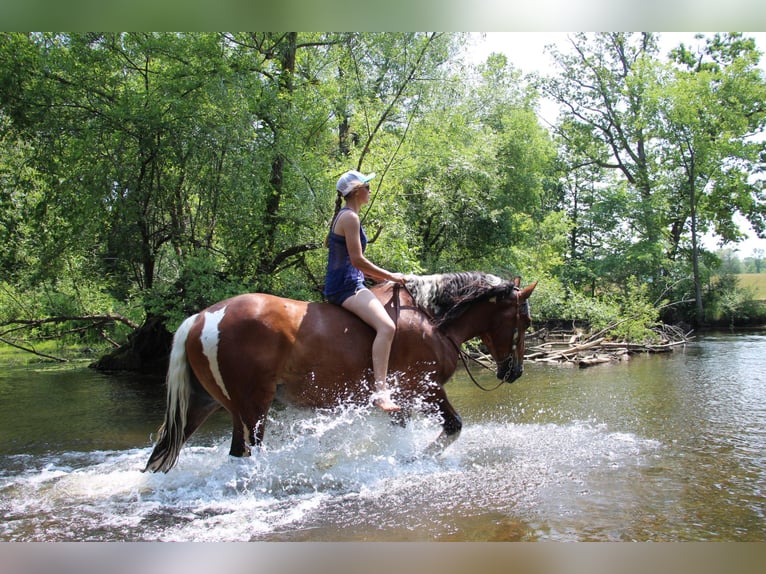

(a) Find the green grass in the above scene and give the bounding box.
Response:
[0,341,97,366]
[736,273,766,300]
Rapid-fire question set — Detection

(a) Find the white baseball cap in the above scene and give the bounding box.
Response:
[336,170,376,197]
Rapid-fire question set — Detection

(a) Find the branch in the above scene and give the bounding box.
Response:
[269,242,322,272]
[0,314,139,331]
[584,298,695,343]
[0,336,68,362]
[0,314,140,361]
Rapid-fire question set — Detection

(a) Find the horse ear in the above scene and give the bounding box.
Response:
[520,281,538,300]
[513,276,522,288]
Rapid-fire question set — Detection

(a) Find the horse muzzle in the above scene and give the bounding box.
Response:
[497,356,523,384]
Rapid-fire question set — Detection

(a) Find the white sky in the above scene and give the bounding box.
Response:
[463,32,766,258]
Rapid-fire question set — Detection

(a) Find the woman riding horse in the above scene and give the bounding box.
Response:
[143,272,536,473]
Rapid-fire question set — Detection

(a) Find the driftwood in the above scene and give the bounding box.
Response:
[524,324,692,368]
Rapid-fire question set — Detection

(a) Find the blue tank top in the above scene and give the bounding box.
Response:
[324,208,368,301]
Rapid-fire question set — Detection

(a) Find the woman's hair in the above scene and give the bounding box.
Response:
[325,191,346,248]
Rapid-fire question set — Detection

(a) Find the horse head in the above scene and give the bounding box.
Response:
[403,272,537,384]
[482,277,537,384]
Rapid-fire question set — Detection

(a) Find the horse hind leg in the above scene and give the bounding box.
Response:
[229,411,269,458]
[229,417,251,458]
[183,373,222,442]
[224,375,276,458]
[144,373,221,473]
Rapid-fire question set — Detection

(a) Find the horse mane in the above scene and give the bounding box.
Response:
[404,272,515,326]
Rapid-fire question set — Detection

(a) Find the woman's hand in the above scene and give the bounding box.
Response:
[389,272,407,285]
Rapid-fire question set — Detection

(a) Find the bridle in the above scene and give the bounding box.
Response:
[455,342,507,392]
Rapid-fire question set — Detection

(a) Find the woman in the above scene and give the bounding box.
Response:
[324,170,405,412]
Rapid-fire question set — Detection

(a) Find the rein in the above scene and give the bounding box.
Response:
[454,340,507,392]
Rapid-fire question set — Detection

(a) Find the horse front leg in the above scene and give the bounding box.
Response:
[422,392,463,457]
[389,407,411,428]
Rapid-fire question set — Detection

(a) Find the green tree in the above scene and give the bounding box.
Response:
[0,33,243,297]
[542,33,666,287]
[749,248,764,273]
[0,33,469,339]
[542,33,766,325]
[399,52,556,274]
[655,33,766,322]
[553,116,636,295]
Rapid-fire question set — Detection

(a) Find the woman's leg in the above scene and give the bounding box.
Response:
[342,288,400,411]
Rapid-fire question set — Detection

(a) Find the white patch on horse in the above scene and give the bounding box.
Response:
[200,306,231,400]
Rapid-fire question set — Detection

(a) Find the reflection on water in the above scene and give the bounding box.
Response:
[0,333,764,541]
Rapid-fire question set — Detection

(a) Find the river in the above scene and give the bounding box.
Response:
[1,332,764,541]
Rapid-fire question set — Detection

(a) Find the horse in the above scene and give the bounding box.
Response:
[143,272,537,473]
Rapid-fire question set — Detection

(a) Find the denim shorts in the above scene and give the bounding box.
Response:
[326,279,366,305]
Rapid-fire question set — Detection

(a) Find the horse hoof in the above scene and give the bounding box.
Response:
[229,445,252,458]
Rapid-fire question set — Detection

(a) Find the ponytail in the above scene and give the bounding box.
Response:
[325,191,345,248]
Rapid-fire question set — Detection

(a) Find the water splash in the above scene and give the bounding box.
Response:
[0,403,661,541]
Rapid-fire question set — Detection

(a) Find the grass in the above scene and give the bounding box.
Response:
[0,340,98,366]
[735,273,766,301]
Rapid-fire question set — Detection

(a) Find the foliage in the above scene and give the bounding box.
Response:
[707,274,766,326]
[540,33,687,307]
[1,32,766,360]
[142,254,250,331]
[531,274,662,342]
[541,33,766,325]
[0,278,140,352]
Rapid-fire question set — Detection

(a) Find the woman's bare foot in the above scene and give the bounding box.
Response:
[371,390,401,412]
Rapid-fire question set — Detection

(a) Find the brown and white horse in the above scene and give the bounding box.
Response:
[144,272,536,472]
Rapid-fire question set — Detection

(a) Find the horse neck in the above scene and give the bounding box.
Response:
[440,301,496,345]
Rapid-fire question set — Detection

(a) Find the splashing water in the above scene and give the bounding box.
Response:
[0,400,660,542]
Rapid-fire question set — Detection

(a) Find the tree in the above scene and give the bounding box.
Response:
[0,32,469,347]
[542,33,766,324]
[399,52,557,274]
[0,33,245,297]
[750,248,765,273]
[554,119,634,296]
[542,33,666,286]
[655,33,766,322]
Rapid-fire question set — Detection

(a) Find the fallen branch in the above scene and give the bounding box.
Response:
[0,336,68,362]
[585,298,694,343]
[540,337,606,361]
[1,314,139,331]
[0,313,138,362]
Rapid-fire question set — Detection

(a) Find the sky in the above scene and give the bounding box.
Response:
[464,32,766,259]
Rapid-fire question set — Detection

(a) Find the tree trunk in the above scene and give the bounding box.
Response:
[90,316,172,375]
[257,32,297,277]
[689,176,705,324]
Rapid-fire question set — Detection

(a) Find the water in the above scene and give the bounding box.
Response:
[1,333,764,541]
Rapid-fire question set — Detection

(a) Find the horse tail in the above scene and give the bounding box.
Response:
[143,313,199,473]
